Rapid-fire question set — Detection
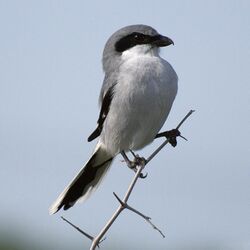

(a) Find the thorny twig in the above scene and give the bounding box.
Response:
[61,110,195,250]
[146,109,194,163]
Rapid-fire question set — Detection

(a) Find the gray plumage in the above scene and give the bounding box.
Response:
[100,25,159,101]
[49,24,178,214]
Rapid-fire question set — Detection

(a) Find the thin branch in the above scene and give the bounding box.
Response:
[176,110,195,130]
[113,192,165,238]
[61,110,195,250]
[61,216,94,241]
[146,110,195,163]
[90,162,145,250]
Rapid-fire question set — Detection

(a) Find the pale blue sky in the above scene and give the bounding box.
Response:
[0,0,250,249]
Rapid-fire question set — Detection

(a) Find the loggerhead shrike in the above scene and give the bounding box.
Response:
[49,24,178,214]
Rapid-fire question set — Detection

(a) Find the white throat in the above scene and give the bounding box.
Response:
[121,45,159,61]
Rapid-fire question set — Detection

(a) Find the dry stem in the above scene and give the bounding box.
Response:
[62,110,195,250]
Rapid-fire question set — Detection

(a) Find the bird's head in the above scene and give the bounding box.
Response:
[102,24,174,73]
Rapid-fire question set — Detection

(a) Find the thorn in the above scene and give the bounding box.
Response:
[97,237,107,248]
[99,237,106,243]
[113,192,124,206]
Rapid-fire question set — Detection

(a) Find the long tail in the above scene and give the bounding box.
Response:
[49,143,113,214]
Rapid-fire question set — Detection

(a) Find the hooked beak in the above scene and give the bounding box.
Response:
[152,35,174,47]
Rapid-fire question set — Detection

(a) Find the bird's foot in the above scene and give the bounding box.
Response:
[129,150,147,178]
[155,128,187,147]
[121,151,147,178]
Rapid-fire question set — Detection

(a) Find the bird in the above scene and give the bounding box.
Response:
[49,24,178,214]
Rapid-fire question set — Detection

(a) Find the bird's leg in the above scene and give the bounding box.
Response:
[129,149,137,159]
[155,128,187,147]
[129,150,148,178]
[121,151,147,178]
[121,151,134,169]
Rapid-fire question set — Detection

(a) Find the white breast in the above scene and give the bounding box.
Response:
[100,45,178,156]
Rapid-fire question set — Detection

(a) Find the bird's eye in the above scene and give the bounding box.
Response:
[133,33,143,40]
[132,33,149,44]
[115,33,148,52]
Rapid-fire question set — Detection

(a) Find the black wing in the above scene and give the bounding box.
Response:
[88,84,116,142]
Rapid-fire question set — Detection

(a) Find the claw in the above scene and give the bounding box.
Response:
[155,128,186,147]
[139,172,148,179]
[169,137,177,147]
[121,151,147,176]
